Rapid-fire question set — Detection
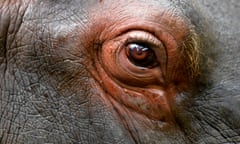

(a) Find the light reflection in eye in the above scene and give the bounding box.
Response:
[126,43,159,68]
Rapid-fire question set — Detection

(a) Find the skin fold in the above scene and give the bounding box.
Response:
[0,0,239,143]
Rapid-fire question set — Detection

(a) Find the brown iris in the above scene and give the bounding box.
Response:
[126,43,158,68]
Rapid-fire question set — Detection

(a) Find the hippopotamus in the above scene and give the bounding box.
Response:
[0,0,239,143]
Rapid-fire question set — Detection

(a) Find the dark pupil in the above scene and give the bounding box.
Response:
[126,43,158,68]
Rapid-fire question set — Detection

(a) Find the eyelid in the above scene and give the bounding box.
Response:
[124,31,163,49]
[121,30,167,78]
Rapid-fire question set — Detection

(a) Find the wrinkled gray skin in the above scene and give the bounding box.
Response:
[0,0,240,144]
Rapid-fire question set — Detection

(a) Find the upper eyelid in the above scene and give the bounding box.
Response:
[120,30,168,73]
[124,31,163,48]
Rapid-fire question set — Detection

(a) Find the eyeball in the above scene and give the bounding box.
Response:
[126,42,159,68]
[99,30,167,87]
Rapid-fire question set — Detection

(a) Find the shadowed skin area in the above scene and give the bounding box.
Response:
[0,0,240,144]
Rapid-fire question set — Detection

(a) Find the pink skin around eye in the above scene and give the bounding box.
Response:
[84,0,192,126]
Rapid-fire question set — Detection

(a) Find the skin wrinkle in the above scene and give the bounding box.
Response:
[1,0,239,143]
[110,99,140,144]
[89,78,138,144]
[92,3,198,84]
[0,1,31,144]
[84,1,202,143]
[88,42,174,143]
[88,0,199,119]
[2,0,95,143]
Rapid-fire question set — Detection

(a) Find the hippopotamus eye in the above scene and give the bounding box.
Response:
[126,42,159,68]
[99,30,167,86]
